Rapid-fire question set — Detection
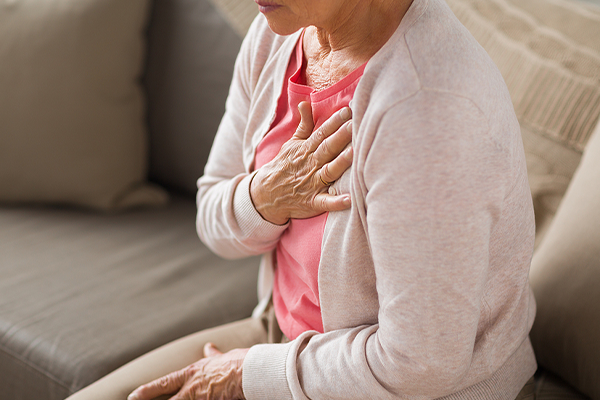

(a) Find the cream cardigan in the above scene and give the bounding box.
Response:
[196,0,537,398]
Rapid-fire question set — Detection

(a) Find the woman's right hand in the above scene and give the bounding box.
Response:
[250,101,354,225]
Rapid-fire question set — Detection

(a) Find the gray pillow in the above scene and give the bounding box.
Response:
[0,0,168,210]
[144,0,245,195]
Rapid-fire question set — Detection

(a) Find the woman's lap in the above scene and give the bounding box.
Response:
[65,310,534,400]
[66,317,268,400]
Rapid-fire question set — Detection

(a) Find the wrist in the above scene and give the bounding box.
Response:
[236,348,250,400]
[249,170,289,225]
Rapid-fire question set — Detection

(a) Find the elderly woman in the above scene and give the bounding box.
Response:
[69,0,537,398]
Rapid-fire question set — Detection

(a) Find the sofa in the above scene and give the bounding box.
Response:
[0,0,598,399]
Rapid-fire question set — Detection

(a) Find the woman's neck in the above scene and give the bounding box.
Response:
[302,0,412,90]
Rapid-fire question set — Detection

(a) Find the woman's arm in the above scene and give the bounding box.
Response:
[242,92,527,399]
[196,16,287,259]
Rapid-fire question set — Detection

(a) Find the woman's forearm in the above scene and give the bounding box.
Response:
[196,20,289,258]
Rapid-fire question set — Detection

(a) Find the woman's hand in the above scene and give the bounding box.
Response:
[251,101,354,225]
[127,343,249,400]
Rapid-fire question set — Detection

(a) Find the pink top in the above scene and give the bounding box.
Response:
[254,32,365,340]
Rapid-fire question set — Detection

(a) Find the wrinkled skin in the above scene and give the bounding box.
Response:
[250,101,354,225]
[127,343,248,400]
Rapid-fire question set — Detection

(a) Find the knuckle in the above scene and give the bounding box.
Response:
[298,121,310,132]
[320,139,331,156]
[315,128,326,141]
[318,195,328,210]
[321,164,332,180]
[158,376,170,388]
[184,365,197,376]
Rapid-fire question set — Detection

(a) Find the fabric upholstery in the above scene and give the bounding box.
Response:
[0,196,260,400]
[529,120,600,400]
[0,0,167,210]
[144,0,243,195]
[445,0,600,247]
[208,0,259,36]
[535,369,591,400]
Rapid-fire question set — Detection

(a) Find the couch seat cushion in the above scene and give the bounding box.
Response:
[0,197,259,400]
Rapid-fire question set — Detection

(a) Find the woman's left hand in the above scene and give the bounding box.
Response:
[127,343,249,400]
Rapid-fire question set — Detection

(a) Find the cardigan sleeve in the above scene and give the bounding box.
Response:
[196,16,289,260]
[243,91,521,399]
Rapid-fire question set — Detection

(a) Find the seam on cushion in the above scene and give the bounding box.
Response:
[0,341,72,392]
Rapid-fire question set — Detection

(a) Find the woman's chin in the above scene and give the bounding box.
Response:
[263,16,304,36]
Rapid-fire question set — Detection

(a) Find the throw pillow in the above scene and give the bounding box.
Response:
[446,0,600,247]
[0,0,168,210]
[529,119,600,400]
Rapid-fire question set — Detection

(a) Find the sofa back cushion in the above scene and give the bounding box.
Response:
[144,0,247,195]
[209,0,260,36]
[529,119,600,400]
[0,0,168,210]
[446,0,600,247]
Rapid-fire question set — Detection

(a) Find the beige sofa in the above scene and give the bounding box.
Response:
[0,0,599,399]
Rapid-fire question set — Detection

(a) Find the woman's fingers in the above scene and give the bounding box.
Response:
[313,192,351,212]
[306,106,352,153]
[128,370,187,400]
[292,101,315,140]
[250,104,354,223]
[313,121,352,164]
[203,342,223,358]
[127,348,248,400]
[319,146,353,185]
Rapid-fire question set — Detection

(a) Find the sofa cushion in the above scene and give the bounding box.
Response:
[209,0,260,36]
[529,119,600,400]
[0,0,167,211]
[536,369,591,400]
[144,0,245,195]
[0,196,260,400]
[445,0,600,247]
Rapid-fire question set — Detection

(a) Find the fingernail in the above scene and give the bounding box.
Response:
[340,107,351,120]
[345,147,353,158]
[127,394,138,400]
[343,196,351,206]
[346,121,353,132]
